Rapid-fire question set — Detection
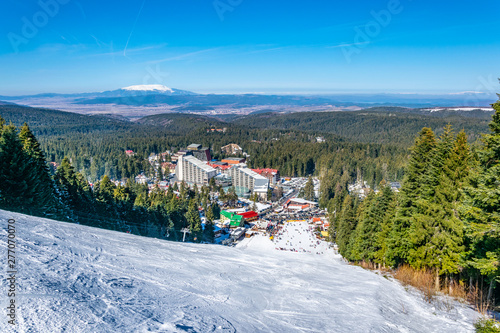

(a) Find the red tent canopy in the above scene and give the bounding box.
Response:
[238,211,259,219]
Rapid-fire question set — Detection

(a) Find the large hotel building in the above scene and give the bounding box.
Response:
[176,155,217,185]
[227,166,269,199]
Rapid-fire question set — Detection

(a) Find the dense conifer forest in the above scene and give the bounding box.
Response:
[231,107,493,146]
[327,98,500,306]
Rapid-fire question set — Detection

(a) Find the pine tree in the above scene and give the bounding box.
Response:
[328,182,347,242]
[186,199,202,241]
[422,125,455,197]
[0,124,36,212]
[407,127,468,280]
[95,175,115,204]
[134,193,148,208]
[180,181,188,200]
[304,176,315,201]
[250,193,258,211]
[352,183,395,263]
[166,183,175,201]
[461,92,500,300]
[212,202,221,220]
[18,123,68,218]
[203,219,215,243]
[114,185,130,203]
[206,204,215,223]
[336,195,357,258]
[387,128,437,266]
[209,177,216,191]
[349,192,376,262]
[374,188,397,267]
[55,157,93,212]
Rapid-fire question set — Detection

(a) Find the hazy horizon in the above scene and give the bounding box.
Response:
[1,85,499,98]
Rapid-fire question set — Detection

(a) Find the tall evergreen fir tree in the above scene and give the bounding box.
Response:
[422,125,455,197]
[180,181,188,201]
[351,182,395,264]
[203,219,215,243]
[206,204,215,223]
[374,187,397,267]
[407,127,469,285]
[336,195,357,258]
[212,202,221,220]
[209,177,216,191]
[95,175,115,205]
[0,124,37,213]
[328,182,347,243]
[387,128,437,266]
[461,92,500,300]
[55,157,94,213]
[186,199,202,241]
[113,185,130,204]
[18,123,68,218]
[349,191,374,261]
[303,176,315,201]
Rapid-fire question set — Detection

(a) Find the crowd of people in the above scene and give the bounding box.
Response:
[270,221,326,255]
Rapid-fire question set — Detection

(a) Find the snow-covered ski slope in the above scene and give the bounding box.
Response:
[0,210,478,332]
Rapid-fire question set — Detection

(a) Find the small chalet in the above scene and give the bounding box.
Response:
[220,210,244,228]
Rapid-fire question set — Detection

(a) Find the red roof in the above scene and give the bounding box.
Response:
[251,168,278,175]
[237,211,259,219]
[207,163,231,170]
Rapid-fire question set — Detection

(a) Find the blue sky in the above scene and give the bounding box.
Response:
[1,0,499,95]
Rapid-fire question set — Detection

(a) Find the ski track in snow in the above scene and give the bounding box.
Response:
[0,210,479,333]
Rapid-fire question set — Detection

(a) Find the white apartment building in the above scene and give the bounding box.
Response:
[227,166,269,198]
[176,155,217,185]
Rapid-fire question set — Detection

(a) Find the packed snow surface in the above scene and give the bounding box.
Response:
[0,210,479,332]
[122,84,174,92]
[267,221,330,254]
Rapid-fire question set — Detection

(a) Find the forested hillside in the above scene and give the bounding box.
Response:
[136,113,226,132]
[327,99,500,308]
[0,104,408,186]
[232,108,493,146]
[0,116,224,243]
[0,103,493,190]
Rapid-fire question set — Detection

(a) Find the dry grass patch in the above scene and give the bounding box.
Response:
[394,265,437,302]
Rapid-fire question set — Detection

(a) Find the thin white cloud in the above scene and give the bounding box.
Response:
[327,41,371,49]
[123,0,147,57]
[148,48,221,64]
[244,47,288,55]
[88,44,167,57]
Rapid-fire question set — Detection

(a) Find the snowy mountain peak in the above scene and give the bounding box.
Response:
[122,84,174,93]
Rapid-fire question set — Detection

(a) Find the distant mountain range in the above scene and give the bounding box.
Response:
[0,85,196,100]
[73,91,497,108]
[0,86,496,117]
